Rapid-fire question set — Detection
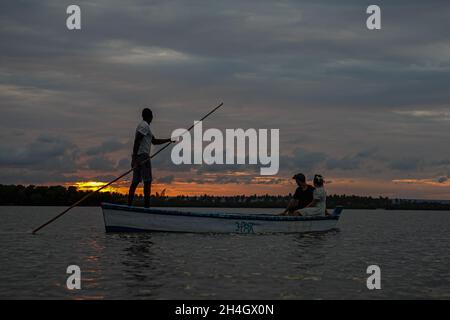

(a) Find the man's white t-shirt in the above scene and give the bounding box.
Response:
[136,120,153,155]
[313,187,327,214]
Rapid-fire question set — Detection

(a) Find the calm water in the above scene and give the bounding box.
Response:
[0,206,449,299]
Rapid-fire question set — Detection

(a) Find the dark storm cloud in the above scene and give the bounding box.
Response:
[0,134,127,182]
[436,176,448,184]
[116,157,130,170]
[156,175,175,184]
[86,139,127,156]
[0,134,79,171]
[326,149,378,171]
[2,0,449,110]
[0,170,82,185]
[1,0,450,195]
[85,155,116,171]
[286,148,327,172]
[92,174,117,182]
[388,158,423,172]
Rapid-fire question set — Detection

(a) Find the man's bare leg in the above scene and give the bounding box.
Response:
[279,199,298,215]
[143,182,151,208]
[128,182,139,206]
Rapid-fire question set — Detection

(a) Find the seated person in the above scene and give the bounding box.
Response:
[295,174,327,217]
[280,173,315,215]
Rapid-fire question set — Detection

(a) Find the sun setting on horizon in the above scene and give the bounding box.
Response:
[71,181,119,193]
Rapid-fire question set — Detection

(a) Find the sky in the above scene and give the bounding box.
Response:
[1,0,450,199]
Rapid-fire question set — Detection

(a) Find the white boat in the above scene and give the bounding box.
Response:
[101,203,344,234]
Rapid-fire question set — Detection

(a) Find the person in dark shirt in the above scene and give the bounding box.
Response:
[279,173,315,215]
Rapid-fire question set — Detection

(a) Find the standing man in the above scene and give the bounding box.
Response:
[128,108,173,208]
[280,173,315,215]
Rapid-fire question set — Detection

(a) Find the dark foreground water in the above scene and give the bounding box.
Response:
[0,207,449,299]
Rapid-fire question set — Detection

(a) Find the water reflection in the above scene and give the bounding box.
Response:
[64,237,107,300]
[283,229,341,290]
[295,228,340,239]
[115,233,163,298]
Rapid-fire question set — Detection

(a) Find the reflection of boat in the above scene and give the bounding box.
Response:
[101,203,344,234]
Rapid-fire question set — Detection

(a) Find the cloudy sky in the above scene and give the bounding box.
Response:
[1,0,450,198]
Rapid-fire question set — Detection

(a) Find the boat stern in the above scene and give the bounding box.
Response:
[331,206,344,218]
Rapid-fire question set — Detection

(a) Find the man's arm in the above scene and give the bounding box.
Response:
[283,199,299,213]
[152,137,173,145]
[304,199,318,208]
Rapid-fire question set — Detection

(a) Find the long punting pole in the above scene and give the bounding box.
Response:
[32,102,224,234]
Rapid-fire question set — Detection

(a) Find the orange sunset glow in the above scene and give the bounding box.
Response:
[68,180,294,196]
[66,176,450,200]
[72,181,118,193]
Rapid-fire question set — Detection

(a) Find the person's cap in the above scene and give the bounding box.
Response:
[292,173,306,182]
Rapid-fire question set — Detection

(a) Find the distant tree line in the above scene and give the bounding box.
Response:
[0,184,450,210]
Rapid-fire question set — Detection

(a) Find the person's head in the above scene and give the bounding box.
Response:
[292,173,307,188]
[142,108,153,123]
[313,174,324,187]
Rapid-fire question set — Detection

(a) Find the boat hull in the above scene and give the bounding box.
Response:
[101,203,343,234]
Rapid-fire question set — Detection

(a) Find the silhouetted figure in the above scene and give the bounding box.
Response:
[128,108,172,208]
[296,174,327,216]
[280,173,314,215]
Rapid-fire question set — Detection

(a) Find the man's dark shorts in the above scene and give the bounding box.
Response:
[132,154,152,184]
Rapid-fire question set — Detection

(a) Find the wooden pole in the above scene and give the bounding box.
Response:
[32,102,224,234]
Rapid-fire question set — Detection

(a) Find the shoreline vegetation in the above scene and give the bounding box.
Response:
[0,184,449,210]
